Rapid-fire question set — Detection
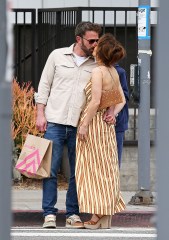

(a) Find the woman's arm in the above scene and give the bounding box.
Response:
[78,67,102,141]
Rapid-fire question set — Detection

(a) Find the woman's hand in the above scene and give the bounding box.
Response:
[103,107,116,125]
[78,125,88,141]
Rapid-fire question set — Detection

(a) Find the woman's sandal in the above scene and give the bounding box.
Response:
[84,214,112,229]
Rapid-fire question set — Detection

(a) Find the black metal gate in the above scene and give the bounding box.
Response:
[38,7,139,86]
[13,9,37,88]
[12,7,157,92]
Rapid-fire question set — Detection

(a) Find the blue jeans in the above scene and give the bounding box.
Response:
[115,131,125,168]
[42,123,79,218]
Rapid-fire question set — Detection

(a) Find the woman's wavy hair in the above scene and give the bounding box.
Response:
[96,33,126,67]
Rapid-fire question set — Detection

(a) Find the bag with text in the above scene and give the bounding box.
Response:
[15,134,52,179]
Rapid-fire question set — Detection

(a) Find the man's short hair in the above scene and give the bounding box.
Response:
[75,21,102,37]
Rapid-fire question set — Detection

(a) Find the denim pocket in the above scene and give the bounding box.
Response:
[47,122,56,128]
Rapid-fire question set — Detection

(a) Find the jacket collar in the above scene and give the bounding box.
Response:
[63,44,75,55]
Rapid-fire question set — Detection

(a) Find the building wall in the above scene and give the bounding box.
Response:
[12,1,158,25]
[120,146,156,191]
[12,0,158,9]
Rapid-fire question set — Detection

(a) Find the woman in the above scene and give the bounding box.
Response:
[75,33,126,229]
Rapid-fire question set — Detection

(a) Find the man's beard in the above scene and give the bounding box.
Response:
[81,41,94,57]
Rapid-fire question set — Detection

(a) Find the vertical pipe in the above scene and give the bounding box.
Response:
[138,0,151,190]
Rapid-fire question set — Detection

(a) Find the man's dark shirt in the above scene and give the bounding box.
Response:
[115,64,129,132]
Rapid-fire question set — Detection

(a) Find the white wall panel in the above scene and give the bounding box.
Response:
[43,0,89,8]
[13,0,42,9]
[90,0,137,7]
[12,0,158,25]
[13,0,158,9]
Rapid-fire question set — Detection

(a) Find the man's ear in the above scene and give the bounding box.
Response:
[76,36,81,44]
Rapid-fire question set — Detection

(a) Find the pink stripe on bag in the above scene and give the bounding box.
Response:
[20,160,37,174]
[15,149,41,173]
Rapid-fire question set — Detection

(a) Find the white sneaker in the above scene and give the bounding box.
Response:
[43,214,56,228]
[66,214,84,229]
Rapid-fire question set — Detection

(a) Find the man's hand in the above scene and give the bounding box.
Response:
[36,114,47,132]
[36,104,47,132]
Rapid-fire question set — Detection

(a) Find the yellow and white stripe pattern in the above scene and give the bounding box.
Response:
[75,81,125,215]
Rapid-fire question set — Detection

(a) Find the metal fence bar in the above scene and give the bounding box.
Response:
[12,9,36,88]
[23,12,26,82]
[38,10,42,82]
[103,10,105,34]
[114,10,116,37]
[31,9,36,90]
[14,11,18,80]
[92,10,94,23]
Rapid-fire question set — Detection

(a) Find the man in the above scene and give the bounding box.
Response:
[115,64,129,168]
[35,21,102,229]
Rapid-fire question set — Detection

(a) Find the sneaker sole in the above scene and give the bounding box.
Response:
[43,222,56,228]
[65,224,84,229]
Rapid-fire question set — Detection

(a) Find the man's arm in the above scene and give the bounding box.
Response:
[36,51,55,105]
[116,65,129,102]
[35,51,55,132]
[114,65,129,131]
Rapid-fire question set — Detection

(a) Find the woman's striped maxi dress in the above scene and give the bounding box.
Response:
[75,81,125,215]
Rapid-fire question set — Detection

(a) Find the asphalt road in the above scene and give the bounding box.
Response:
[11,227,157,240]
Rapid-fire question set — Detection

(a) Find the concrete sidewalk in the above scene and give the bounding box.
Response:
[12,189,156,227]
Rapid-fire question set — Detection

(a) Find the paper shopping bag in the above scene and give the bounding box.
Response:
[15,134,53,179]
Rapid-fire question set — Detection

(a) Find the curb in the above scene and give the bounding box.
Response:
[13,210,156,228]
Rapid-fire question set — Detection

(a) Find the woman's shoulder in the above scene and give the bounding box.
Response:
[92,65,107,74]
[111,66,120,78]
[92,66,103,74]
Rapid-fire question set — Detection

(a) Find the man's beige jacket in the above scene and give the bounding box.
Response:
[36,44,97,127]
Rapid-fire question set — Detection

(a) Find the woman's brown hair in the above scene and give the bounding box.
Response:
[96,33,126,67]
